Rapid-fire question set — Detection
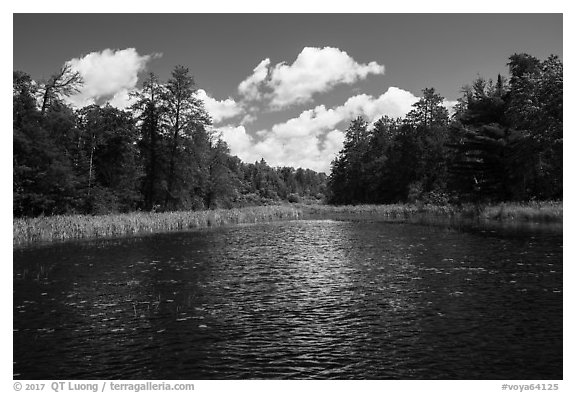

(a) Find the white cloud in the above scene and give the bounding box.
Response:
[196,89,243,124]
[237,47,385,109]
[218,86,418,173]
[269,47,385,108]
[443,99,459,115]
[341,87,419,121]
[107,88,139,110]
[238,58,270,101]
[219,125,255,158]
[65,48,157,109]
[323,130,346,156]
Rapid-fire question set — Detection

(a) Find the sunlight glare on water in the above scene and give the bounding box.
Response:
[13,220,562,379]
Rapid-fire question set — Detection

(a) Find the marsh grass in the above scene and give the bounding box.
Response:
[13,205,302,247]
[13,202,561,247]
[298,201,562,224]
[480,201,562,222]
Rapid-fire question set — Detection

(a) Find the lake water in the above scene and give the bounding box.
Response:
[13,219,562,379]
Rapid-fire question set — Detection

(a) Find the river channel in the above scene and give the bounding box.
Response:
[13,219,562,379]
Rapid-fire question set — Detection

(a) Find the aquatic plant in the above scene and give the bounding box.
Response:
[298,202,562,224]
[13,205,302,247]
[480,201,563,222]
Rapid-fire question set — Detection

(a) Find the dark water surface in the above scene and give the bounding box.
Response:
[13,220,562,379]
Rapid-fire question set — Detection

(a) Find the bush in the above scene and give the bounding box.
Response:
[287,193,300,203]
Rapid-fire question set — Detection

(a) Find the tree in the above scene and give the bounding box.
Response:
[13,71,80,216]
[77,105,143,213]
[363,116,402,203]
[327,117,371,204]
[131,72,166,210]
[402,88,451,202]
[39,64,83,115]
[162,66,212,209]
[504,53,562,199]
[405,88,449,129]
[204,138,239,208]
[448,124,527,201]
[448,53,562,201]
[13,65,331,217]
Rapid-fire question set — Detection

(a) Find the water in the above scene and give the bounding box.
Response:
[13,220,562,379]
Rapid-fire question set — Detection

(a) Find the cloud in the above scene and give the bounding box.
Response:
[219,125,255,157]
[65,48,158,108]
[107,88,139,110]
[238,58,270,101]
[340,87,419,120]
[218,124,344,173]
[269,47,385,108]
[196,89,243,124]
[219,86,418,173]
[443,99,459,115]
[237,47,385,109]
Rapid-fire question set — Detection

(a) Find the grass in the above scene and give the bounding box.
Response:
[297,201,562,224]
[14,201,562,247]
[13,205,303,247]
[479,201,563,222]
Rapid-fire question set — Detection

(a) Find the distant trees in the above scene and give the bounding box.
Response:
[327,53,562,205]
[13,65,327,217]
[328,88,452,204]
[76,105,143,213]
[14,70,80,216]
[13,52,561,217]
[328,117,371,204]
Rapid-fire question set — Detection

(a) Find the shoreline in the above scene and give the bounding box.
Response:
[13,201,562,248]
[296,201,563,223]
[13,205,303,248]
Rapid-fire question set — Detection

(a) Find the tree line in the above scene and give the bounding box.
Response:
[13,66,327,217]
[13,52,562,217]
[327,53,562,205]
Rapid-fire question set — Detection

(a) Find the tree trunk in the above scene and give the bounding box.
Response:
[88,144,95,197]
[165,103,181,209]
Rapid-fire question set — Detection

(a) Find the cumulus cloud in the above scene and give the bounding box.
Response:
[107,88,139,110]
[238,58,270,101]
[269,47,385,108]
[340,87,419,120]
[65,48,158,108]
[237,47,385,109]
[218,124,344,173]
[218,86,418,173]
[196,89,243,124]
[219,125,255,157]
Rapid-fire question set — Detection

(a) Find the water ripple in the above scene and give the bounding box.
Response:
[14,220,562,379]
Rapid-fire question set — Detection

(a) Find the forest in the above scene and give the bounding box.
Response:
[13,53,562,218]
[328,53,563,205]
[13,67,326,217]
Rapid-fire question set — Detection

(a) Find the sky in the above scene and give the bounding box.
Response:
[13,13,563,173]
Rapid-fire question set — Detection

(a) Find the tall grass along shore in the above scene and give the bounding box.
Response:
[14,202,561,247]
[13,205,302,247]
[299,201,562,224]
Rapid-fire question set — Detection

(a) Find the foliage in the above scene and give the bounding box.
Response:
[13,67,327,218]
[13,52,561,218]
[13,205,303,246]
[300,201,562,224]
[327,53,562,205]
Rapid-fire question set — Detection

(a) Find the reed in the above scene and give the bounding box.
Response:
[298,201,562,223]
[13,205,302,247]
[480,201,563,222]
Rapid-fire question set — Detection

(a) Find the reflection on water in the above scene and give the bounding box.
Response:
[13,220,562,379]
